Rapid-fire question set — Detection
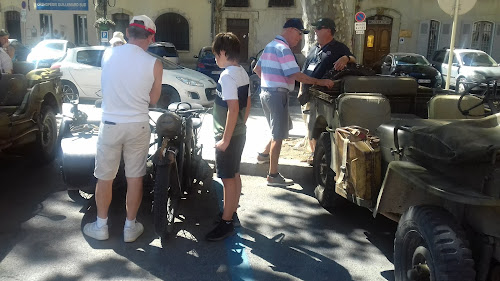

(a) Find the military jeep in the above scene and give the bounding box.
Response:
[0,67,63,163]
[309,65,500,281]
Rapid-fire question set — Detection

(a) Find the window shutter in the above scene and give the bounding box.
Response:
[491,23,500,62]
[417,21,430,56]
[438,22,452,49]
[459,21,472,49]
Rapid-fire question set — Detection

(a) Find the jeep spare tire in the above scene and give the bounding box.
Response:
[36,105,58,163]
[394,205,475,281]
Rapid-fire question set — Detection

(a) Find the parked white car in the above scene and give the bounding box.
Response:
[26,39,76,68]
[148,42,180,65]
[51,46,216,107]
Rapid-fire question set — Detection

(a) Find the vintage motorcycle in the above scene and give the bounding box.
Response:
[59,101,213,239]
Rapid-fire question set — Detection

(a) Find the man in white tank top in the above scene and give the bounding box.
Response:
[83,15,163,243]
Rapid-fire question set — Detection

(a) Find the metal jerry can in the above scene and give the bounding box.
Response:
[334,126,382,208]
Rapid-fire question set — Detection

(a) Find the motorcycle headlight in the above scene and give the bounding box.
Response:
[469,72,486,82]
[176,77,204,87]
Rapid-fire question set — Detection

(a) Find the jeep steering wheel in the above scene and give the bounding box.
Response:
[458,77,500,117]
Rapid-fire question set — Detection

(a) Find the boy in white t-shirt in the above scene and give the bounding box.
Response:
[207,32,251,241]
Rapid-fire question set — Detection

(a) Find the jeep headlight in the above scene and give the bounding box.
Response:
[176,77,204,87]
[469,72,486,82]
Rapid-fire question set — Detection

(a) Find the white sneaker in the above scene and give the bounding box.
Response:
[124,221,144,243]
[83,222,109,241]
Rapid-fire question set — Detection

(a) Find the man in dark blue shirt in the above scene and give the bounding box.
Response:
[298,18,356,164]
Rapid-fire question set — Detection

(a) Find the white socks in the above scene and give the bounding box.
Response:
[96,216,108,228]
[124,218,136,228]
[96,217,136,228]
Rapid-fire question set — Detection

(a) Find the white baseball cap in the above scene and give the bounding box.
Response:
[129,15,156,34]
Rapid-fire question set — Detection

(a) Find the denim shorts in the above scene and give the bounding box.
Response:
[260,89,290,140]
[215,134,246,179]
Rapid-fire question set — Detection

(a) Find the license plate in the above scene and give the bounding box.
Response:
[418,79,431,83]
[211,71,222,74]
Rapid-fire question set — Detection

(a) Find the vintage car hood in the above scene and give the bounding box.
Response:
[464,66,500,78]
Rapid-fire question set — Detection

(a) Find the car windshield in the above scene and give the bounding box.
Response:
[148,52,183,70]
[394,55,430,65]
[148,46,177,58]
[201,50,215,60]
[37,42,65,51]
[459,52,498,67]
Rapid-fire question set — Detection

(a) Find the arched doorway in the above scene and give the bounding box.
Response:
[363,15,393,66]
[5,11,21,41]
[155,13,189,51]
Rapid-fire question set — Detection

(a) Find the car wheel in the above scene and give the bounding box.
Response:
[36,105,58,163]
[61,80,79,102]
[394,205,475,281]
[456,77,468,94]
[313,132,346,208]
[157,85,181,109]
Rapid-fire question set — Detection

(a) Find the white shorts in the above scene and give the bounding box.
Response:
[94,121,151,180]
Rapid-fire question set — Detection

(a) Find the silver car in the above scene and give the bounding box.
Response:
[431,49,500,93]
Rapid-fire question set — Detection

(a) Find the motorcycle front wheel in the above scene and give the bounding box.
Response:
[153,163,180,239]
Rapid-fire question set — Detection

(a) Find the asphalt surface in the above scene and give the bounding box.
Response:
[0,94,397,281]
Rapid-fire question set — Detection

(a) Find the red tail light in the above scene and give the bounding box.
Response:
[197,63,205,68]
[51,63,61,69]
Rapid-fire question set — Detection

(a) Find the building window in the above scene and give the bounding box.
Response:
[225,0,249,7]
[40,14,53,39]
[268,0,294,7]
[472,21,493,54]
[74,15,88,46]
[112,13,130,36]
[155,13,189,51]
[427,20,440,59]
[6,11,21,41]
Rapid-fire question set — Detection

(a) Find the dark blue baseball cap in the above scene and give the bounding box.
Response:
[283,18,309,34]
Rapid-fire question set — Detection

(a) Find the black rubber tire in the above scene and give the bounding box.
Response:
[36,106,58,163]
[313,132,345,208]
[157,85,181,109]
[61,80,79,102]
[153,163,179,238]
[394,205,475,281]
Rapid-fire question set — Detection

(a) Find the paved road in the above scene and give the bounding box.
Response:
[0,95,396,281]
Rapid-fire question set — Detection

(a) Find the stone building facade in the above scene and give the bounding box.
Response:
[0,0,499,65]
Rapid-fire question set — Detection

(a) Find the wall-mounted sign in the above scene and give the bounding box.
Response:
[101,31,109,43]
[399,30,412,38]
[36,0,88,11]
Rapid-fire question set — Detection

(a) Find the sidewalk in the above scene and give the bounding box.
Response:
[200,92,313,179]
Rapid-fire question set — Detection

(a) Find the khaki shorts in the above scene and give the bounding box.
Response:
[94,121,151,180]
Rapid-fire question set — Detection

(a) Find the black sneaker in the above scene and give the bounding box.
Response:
[206,220,235,241]
[215,212,241,227]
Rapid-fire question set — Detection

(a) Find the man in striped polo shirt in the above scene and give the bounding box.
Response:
[253,18,334,187]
